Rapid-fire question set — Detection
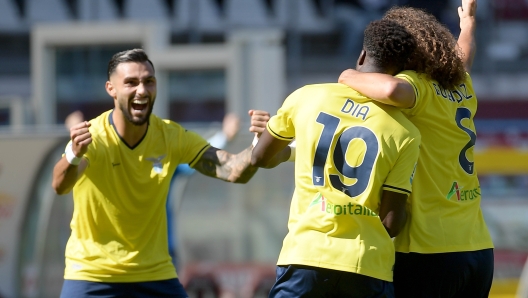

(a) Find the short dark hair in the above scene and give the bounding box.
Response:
[363,19,416,72]
[107,48,155,80]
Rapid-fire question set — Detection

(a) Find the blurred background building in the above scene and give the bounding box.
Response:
[0,0,528,297]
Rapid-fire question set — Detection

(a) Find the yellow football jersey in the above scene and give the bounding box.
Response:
[393,70,494,253]
[267,83,421,282]
[64,110,210,282]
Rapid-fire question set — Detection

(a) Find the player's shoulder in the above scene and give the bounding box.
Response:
[298,83,362,101]
[396,70,419,78]
[461,72,474,86]
[282,84,330,105]
[302,83,350,92]
[151,115,187,134]
[151,116,207,144]
[88,110,112,134]
[395,70,431,85]
[383,111,421,140]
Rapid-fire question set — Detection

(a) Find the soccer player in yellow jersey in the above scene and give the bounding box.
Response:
[338,0,494,297]
[251,20,420,297]
[51,49,258,298]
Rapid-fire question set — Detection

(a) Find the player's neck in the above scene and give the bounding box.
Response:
[358,64,387,74]
[112,111,148,147]
[358,56,397,75]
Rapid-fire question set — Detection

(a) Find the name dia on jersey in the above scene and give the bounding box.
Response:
[340,99,370,121]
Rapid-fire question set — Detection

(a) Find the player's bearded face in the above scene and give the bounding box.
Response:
[113,61,157,126]
[119,94,155,126]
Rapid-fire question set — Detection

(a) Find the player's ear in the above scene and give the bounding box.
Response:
[356,50,366,69]
[106,81,116,98]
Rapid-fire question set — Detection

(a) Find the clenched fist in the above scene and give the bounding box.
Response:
[69,121,92,157]
[248,109,270,137]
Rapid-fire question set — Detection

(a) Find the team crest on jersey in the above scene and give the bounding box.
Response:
[146,154,166,174]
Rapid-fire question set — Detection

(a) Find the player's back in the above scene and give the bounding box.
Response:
[268,83,420,281]
[393,70,493,253]
[286,83,419,205]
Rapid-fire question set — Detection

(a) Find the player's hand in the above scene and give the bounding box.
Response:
[222,113,240,141]
[248,109,270,137]
[458,0,477,29]
[70,121,92,157]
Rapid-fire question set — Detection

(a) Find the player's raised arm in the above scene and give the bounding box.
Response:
[52,121,92,194]
[457,0,477,73]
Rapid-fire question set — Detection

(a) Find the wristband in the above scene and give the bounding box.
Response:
[65,143,82,166]
[252,135,259,147]
[287,140,296,162]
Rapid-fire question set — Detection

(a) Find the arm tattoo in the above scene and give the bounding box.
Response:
[193,146,259,183]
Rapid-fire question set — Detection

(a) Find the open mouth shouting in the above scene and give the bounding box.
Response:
[121,96,153,126]
[131,98,149,114]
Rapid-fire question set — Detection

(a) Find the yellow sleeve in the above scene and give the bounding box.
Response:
[172,125,210,168]
[266,87,304,141]
[382,135,421,195]
[395,70,428,116]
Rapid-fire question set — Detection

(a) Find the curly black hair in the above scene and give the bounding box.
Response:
[383,7,466,89]
[363,19,417,73]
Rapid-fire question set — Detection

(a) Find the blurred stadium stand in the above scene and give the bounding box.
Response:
[0,0,528,297]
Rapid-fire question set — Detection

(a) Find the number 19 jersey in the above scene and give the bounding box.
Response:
[267,83,421,282]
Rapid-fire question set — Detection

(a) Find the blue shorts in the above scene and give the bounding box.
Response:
[60,278,188,298]
[394,249,494,298]
[269,265,394,298]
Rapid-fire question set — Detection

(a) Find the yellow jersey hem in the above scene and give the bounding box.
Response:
[277,259,392,282]
[64,271,178,283]
[395,241,494,253]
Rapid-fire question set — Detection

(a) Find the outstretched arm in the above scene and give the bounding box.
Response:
[457,0,477,73]
[179,113,241,177]
[338,69,416,108]
[192,145,258,184]
[191,111,264,183]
